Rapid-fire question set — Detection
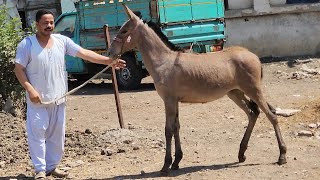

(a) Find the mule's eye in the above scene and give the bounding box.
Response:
[121,30,128,34]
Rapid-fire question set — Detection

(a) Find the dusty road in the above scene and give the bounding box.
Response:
[1,58,320,179]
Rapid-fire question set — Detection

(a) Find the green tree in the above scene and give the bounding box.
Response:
[0,5,25,115]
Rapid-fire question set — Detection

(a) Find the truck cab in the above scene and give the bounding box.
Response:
[54,0,225,90]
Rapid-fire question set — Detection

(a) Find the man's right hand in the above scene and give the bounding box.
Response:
[28,89,41,104]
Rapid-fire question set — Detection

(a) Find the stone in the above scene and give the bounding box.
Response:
[308,124,317,129]
[297,130,313,137]
[117,148,126,153]
[85,129,92,134]
[101,149,114,156]
[123,139,132,144]
[275,108,301,117]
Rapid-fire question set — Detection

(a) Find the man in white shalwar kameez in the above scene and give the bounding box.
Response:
[14,9,125,179]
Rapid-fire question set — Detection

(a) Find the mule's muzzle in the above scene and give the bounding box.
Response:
[107,47,120,59]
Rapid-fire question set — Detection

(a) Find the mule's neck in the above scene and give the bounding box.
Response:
[135,23,177,78]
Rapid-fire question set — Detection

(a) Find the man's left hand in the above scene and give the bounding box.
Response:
[112,59,126,70]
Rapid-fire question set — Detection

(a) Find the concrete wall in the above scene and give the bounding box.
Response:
[225,2,320,57]
[18,0,61,27]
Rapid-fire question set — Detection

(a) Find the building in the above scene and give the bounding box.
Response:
[224,0,320,57]
[1,0,61,28]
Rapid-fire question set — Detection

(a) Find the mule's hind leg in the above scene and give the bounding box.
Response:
[227,90,260,163]
[247,90,287,165]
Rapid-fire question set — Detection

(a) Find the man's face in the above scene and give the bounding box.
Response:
[36,14,54,36]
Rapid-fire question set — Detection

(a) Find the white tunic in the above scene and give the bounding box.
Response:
[16,34,81,106]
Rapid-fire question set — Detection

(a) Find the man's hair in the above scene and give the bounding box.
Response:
[36,9,54,22]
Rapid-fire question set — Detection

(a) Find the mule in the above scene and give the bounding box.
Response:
[108,4,287,175]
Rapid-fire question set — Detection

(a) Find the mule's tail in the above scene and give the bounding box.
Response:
[256,63,277,114]
[267,102,277,114]
[248,100,259,115]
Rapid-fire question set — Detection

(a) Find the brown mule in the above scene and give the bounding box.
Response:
[108,4,287,175]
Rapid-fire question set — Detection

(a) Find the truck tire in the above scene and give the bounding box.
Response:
[116,56,143,90]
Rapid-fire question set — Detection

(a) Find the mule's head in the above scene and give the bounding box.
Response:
[108,4,142,59]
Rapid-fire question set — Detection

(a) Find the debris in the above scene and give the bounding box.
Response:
[0,161,5,168]
[293,59,312,65]
[275,108,301,117]
[85,129,92,134]
[227,115,235,119]
[123,139,133,144]
[60,167,72,171]
[117,148,126,153]
[297,130,313,137]
[301,64,320,75]
[3,97,15,115]
[308,124,317,129]
[101,149,114,156]
[290,71,310,80]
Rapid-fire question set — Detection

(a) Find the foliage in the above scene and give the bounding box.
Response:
[0,5,26,115]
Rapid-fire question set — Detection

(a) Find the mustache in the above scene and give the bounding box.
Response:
[45,27,53,31]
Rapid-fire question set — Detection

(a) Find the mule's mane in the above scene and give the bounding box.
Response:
[145,20,183,52]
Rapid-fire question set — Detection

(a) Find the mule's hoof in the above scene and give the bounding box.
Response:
[171,164,179,170]
[238,155,246,163]
[160,169,169,176]
[277,158,287,165]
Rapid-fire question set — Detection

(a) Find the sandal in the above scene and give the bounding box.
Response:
[34,171,46,179]
[46,168,69,178]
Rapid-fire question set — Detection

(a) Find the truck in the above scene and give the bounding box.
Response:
[54,0,225,90]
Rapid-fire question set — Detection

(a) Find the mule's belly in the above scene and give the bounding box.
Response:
[179,88,230,103]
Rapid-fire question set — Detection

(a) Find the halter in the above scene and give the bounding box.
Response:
[113,20,141,43]
[111,22,141,58]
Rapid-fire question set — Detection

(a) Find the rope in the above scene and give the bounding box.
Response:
[40,62,115,105]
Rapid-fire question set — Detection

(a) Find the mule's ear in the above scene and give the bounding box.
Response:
[122,3,137,20]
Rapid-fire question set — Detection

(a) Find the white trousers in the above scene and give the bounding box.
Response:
[26,103,66,173]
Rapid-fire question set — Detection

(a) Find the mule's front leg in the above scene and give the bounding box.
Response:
[160,125,174,175]
[160,99,179,175]
[171,102,183,170]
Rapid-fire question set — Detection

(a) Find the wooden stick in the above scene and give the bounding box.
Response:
[104,24,125,128]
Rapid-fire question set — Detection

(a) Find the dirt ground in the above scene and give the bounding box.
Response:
[1,57,320,180]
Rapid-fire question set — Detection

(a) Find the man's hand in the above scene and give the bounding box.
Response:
[76,48,127,69]
[28,89,41,104]
[112,59,126,70]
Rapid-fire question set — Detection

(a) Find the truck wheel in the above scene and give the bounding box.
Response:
[116,56,142,90]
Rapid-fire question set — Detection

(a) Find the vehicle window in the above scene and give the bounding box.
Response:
[286,0,319,3]
[54,15,76,38]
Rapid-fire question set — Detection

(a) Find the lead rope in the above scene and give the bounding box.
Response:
[40,62,115,105]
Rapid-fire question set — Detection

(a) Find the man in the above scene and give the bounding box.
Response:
[14,10,125,179]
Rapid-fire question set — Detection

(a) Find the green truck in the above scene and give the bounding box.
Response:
[54,0,225,89]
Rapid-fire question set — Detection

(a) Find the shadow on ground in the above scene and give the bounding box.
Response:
[86,162,260,180]
[68,81,155,96]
